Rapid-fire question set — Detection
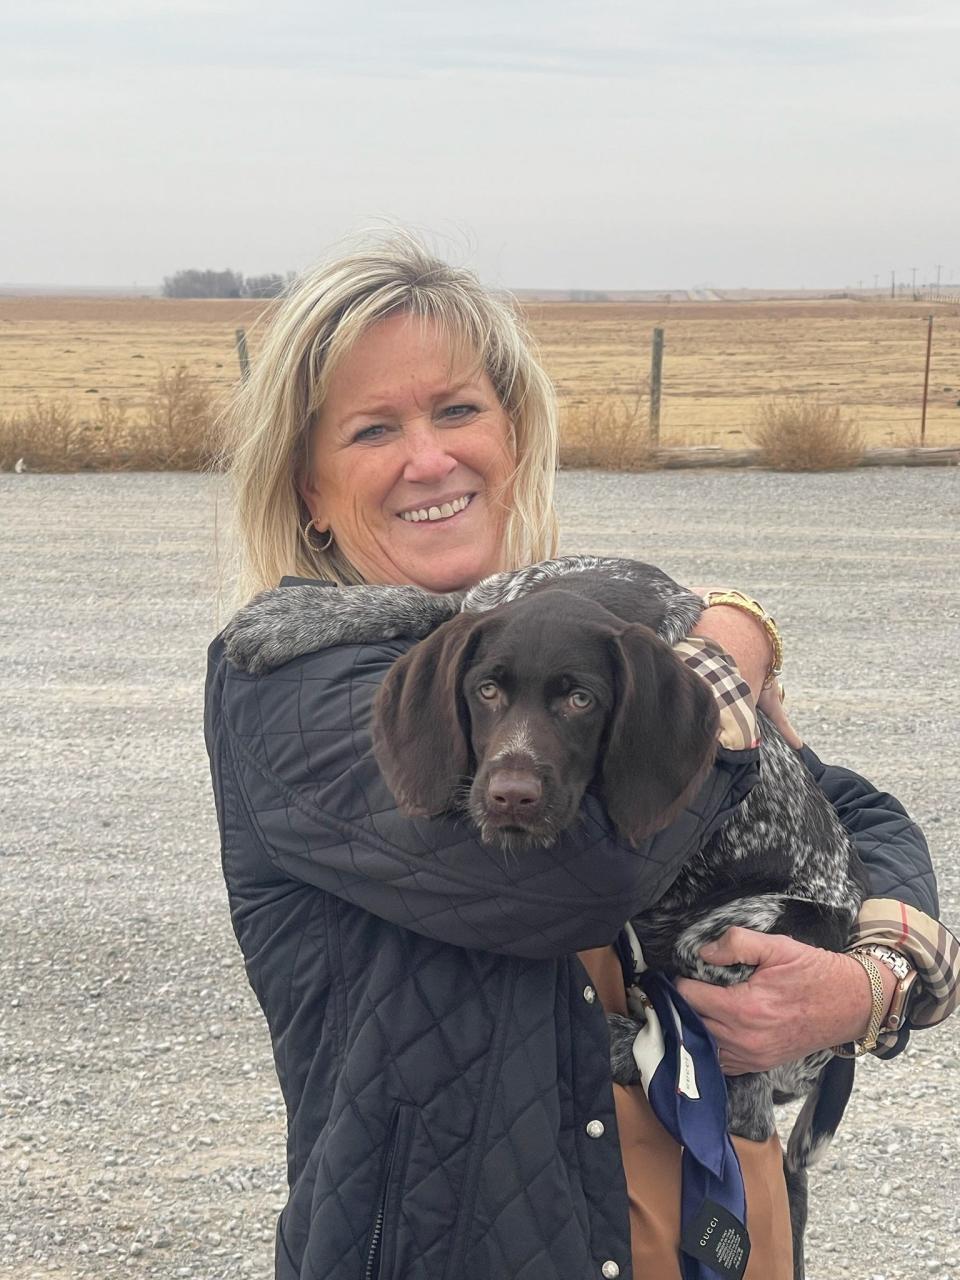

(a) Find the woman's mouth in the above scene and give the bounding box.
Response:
[398,493,475,524]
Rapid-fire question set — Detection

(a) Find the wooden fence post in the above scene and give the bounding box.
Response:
[235,328,251,382]
[649,328,664,447]
[920,315,934,446]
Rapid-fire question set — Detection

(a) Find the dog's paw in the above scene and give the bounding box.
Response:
[607,1012,644,1085]
[726,1074,776,1143]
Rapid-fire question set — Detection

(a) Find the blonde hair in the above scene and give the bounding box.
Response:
[221,234,559,603]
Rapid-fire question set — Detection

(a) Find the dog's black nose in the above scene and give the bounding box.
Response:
[487,769,543,819]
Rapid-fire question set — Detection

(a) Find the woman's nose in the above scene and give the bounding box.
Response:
[401,422,458,485]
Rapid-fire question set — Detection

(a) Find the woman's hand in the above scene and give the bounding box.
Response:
[674,927,898,1074]
[757,680,803,750]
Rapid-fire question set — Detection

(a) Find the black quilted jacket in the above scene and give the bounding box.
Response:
[204,633,936,1280]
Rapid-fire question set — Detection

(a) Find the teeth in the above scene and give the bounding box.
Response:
[400,494,473,523]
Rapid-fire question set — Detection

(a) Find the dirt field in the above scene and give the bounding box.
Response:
[2,296,959,449]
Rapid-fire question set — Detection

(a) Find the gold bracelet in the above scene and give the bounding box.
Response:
[701,590,784,689]
[834,950,887,1059]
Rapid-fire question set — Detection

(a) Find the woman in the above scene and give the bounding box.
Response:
[205,236,957,1280]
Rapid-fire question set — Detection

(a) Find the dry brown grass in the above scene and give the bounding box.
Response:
[1,297,957,469]
[559,386,660,470]
[748,397,864,470]
[522,299,960,450]
[0,365,219,472]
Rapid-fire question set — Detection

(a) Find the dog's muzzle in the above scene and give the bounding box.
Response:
[484,767,544,824]
[469,760,574,849]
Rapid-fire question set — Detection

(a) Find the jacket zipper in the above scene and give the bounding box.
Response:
[364,1208,386,1280]
[363,1108,403,1280]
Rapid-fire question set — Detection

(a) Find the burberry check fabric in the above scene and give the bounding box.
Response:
[851,898,960,1056]
[673,637,761,751]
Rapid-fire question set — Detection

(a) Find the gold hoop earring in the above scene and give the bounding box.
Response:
[312,522,334,553]
[300,520,334,553]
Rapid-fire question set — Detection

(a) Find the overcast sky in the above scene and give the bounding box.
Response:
[3,0,958,289]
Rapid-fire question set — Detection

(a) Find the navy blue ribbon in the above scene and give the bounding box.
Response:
[637,970,749,1280]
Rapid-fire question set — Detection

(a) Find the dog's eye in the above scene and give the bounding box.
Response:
[477,681,499,701]
[568,690,593,710]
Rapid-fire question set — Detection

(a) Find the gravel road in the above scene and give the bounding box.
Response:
[1,467,958,1280]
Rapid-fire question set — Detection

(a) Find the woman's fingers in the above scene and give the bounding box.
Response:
[757,680,803,748]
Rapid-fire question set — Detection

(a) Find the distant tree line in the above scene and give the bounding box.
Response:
[162,269,295,299]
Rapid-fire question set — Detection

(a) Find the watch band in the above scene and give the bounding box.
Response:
[835,950,887,1058]
[863,944,913,983]
[869,947,919,1030]
[883,967,920,1033]
[701,590,784,688]
[863,945,919,1034]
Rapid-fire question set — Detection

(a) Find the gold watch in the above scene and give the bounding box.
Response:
[863,945,919,1033]
[835,947,919,1058]
[701,590,784,688]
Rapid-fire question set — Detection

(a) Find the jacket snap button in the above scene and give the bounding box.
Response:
[601,1262,620,1279]
[583,985,596,1003]
[585,1120,605,1139]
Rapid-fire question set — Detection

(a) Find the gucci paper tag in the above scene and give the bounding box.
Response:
[681,1199,751,1280]
[677,1043,700,1099]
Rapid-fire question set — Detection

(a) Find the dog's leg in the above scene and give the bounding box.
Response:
[725,1073,775,1143]
[783,1154,808,1280]
[224,584,463,673]
[782,1054,855,1173]
[606,1012,644,1086]
[773,1055,853,1280]
[671,895,787,985]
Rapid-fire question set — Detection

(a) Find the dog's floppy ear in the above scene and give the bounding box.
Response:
[372,611,483,816]
[601,625,720,845]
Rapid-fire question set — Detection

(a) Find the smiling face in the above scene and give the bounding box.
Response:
[301,311,517,593]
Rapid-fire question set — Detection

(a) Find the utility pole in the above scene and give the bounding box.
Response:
[873,273,879,292]
[935,264,943,288]
[911,266,917,291]
[891,270,896,299]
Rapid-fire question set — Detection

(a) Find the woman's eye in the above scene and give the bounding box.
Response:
[477,681,499,701]
[440,403,478,421]
[569,691,593,710]
[351,424,388,443]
